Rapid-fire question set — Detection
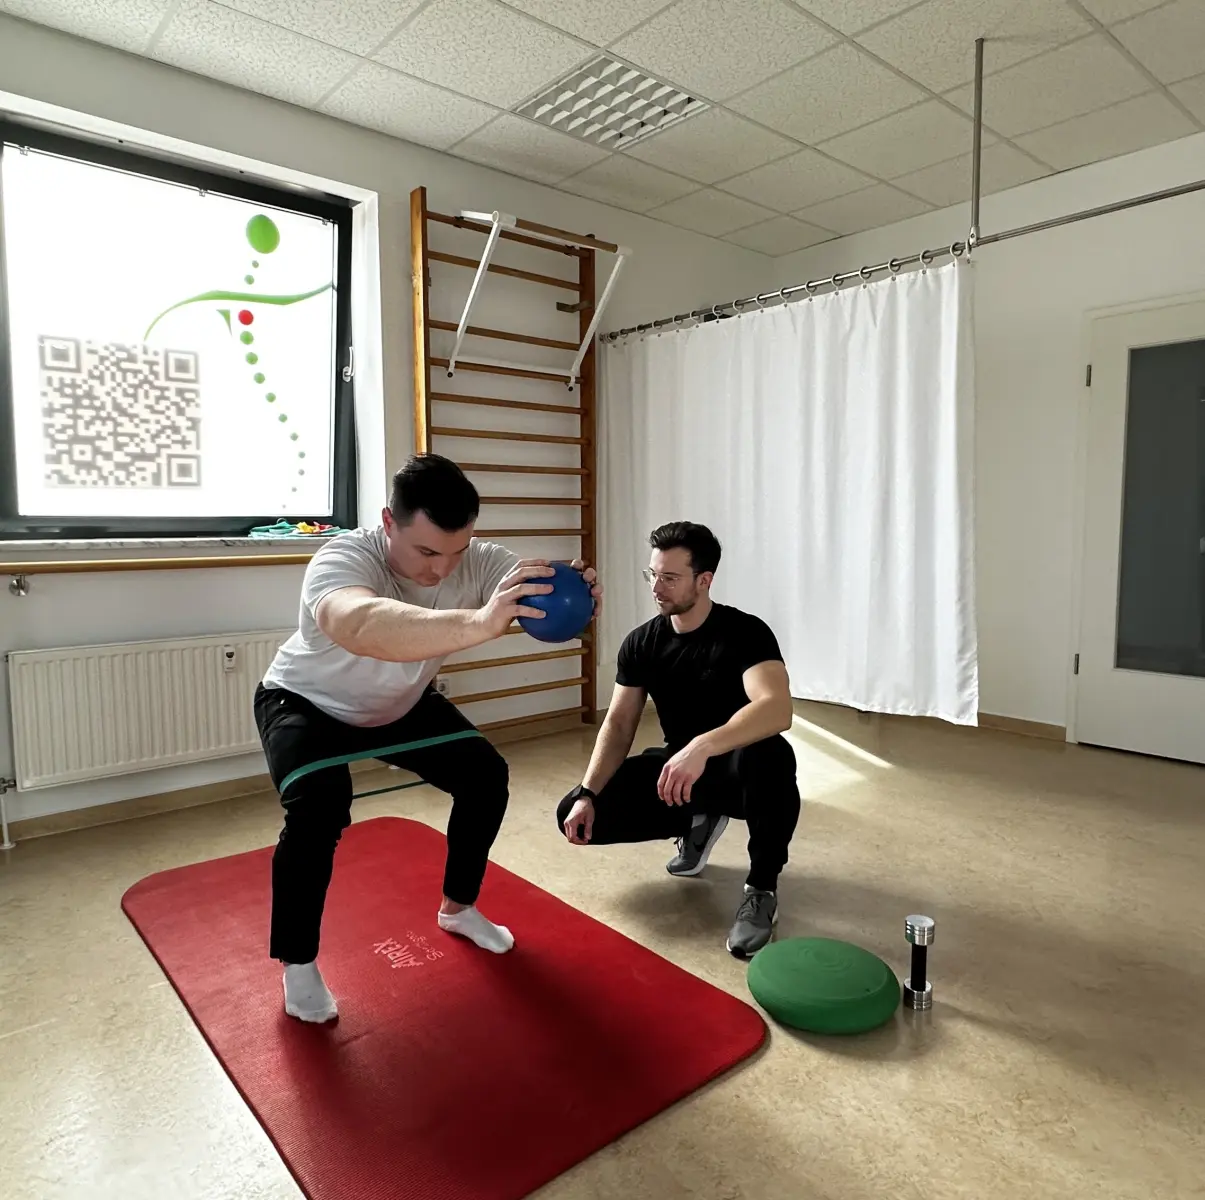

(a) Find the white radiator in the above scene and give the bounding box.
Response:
[7,629,293,790]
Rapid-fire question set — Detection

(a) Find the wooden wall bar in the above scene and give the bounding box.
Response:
[410,185,601,731]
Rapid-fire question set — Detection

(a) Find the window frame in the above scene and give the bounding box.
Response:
[0,119,357,541]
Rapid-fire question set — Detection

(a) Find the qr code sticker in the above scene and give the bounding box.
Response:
[39,336,202,488]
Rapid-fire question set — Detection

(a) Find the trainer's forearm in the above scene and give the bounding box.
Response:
[338,598,491,663]
[582,711,639,794]
[691,696,792,759]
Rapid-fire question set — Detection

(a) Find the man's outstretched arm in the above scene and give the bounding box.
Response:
[562,684,647,845]
[582,684,647,794]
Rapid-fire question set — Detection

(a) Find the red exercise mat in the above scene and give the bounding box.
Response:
[122,816,765,1200]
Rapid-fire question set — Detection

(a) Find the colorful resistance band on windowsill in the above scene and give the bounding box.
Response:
[248,520,348,538]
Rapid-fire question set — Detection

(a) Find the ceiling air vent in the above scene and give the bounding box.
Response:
[514,55,708,151]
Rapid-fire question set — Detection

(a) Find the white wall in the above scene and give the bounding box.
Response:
[769,130,1205,729]
[0,15,766,823]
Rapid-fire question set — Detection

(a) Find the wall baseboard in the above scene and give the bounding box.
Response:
[7,708,592,843]
[978,712,1067,741]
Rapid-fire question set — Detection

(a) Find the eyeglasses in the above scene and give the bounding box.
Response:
[641,569,693,588]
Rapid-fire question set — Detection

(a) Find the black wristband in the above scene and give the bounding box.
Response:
[570,784,597,802]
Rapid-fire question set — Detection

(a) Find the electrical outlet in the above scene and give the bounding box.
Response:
[434,676,450,696]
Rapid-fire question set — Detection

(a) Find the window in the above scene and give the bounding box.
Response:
[0,122,355,539]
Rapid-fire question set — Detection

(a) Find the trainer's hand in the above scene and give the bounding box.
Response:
[563,796,595,844]
[569,559,603,619]
[658,742,708,806]
[476,559,554,639]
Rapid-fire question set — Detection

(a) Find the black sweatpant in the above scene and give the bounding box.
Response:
[556,734,801,892]
[254,682,509,964]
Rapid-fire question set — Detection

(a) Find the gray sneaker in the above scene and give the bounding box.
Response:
[726,886,778,957]
[666,813,729,877]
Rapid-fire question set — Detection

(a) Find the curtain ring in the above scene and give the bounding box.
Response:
[754,293,769,307]
[888,258,902,275]
[920,248,934,268]
[831,273,842,291]
[804,280,818,299]
[950,241,964,259]
[777,288,787,302]
[859,265,873,286]
[712,304,723,318]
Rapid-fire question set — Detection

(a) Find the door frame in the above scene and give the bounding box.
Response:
[1067,286,1205,745]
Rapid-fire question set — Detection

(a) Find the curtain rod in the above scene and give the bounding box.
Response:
[601,35,1205,344]
[600,241,969,341]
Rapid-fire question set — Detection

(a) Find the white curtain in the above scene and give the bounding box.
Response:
[598,259,978,725]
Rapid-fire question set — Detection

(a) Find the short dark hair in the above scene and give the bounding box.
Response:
[389,453,479,531]
[649,521,721,575]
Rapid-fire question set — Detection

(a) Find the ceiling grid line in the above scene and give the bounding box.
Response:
[1065,0,1205,131]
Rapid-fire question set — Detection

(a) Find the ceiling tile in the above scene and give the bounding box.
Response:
[373,0,591,108]
[856,0,1091,93]
[794,183,931,234]
[719,147,873,211]
[623,109,797,183]
[1111,0,1205,85]
[792,0,921,35]
[320,62,498,150]
[451,114,612,183]
[647,188,777,236]
[219,0,423,54]
[1014,90,1197,171]
[730,43,925,144]
[724,215,833,255]
[152,0,359,107]
[609,0,837,101]
[558,156,699,211]
[820,100,989,179]
[1169,72,1205,123]
[0,0,169,52]
[892,143,1048,207]
[503,0,676,46]
[1078,0,1169,22]
[945,35,1152,137]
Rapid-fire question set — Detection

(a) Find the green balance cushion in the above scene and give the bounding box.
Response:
[747,937,900,1034]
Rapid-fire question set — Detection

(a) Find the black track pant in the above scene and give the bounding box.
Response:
[254,682,508,964]
[555,735,800,892]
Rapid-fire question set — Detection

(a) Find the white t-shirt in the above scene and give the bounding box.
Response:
[263,526,517,727]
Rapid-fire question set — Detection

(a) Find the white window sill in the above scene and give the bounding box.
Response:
[0,535,336,553]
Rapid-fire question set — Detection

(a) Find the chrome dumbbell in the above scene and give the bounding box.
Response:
[903,915,935,1010]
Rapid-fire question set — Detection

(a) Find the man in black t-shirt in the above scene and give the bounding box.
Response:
[556,522,801,957]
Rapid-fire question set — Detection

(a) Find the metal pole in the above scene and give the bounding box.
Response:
[601,243,968,341]
[601,170,1205,342]
[976,176,1205,246]
[970,37,984,249]
[0,782,14,851]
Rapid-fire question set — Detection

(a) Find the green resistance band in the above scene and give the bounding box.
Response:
[278,728,484,798]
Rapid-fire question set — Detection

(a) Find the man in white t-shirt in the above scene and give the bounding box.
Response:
[255,453,601,1023]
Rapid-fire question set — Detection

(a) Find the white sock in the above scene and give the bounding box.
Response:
[282,961,338,1023]
[437,906,514,954]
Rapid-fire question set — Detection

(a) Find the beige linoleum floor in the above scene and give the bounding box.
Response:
[2,702,1204,1199]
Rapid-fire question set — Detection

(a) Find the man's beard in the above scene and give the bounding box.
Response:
[657,588,698,617]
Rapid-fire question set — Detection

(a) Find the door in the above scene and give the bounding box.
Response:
[1077,299,1205,764]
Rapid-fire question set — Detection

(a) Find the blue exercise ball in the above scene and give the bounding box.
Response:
[519,561,594,643]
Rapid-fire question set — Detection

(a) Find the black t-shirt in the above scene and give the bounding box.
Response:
[616,603,785,750]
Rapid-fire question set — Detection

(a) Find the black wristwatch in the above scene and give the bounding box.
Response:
[568,784,597,802]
